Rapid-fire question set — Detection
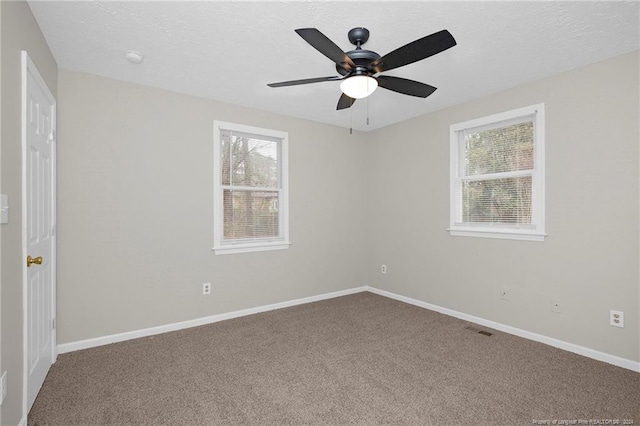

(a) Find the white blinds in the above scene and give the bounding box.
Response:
[462,120,534,176]
[220,130,282,241]
[462,177,533,224]
[459,118,535,225]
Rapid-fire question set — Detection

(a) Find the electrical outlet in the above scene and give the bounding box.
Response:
[499,286,509,301]
[1,371,7,405]
[551,298,561,313]
[381,264,387,274]
[610,310,624,328]
[202,282,211,295]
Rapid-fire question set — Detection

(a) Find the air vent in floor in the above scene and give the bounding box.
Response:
[465,325,493,336]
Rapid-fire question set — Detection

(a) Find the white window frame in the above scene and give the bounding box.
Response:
[213,120,291,255]
[449,103,546,242]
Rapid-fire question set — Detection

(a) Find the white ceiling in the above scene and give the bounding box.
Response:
[28,1,639,132]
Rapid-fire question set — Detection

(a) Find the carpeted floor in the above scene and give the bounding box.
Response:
[29,292,639,425]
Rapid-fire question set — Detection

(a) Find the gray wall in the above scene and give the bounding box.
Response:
[0,1,58,425]
[0,3,3,419]
[365,51,639,362]
[56,70,368,344]
[0,3,3,422]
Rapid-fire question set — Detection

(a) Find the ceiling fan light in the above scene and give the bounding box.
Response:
[340,75,378,99]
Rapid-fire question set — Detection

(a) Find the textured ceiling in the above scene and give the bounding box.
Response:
[28,1,639,132]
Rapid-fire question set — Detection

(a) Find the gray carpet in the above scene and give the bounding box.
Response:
[29,292,639,425]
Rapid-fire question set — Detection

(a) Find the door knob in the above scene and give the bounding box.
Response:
[26,255,43,267]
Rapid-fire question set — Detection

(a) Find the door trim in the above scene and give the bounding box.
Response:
[21,50,57,416]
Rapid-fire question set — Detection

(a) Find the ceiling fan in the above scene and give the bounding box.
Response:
[267,27,457,110]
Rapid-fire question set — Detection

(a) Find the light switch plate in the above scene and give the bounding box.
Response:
[0,194,8,224]
[1,371,7,405]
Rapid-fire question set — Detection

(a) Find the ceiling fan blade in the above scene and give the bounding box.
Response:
[372,30,456,73]
[337,93,356,110]
[376,75,437,98]
[295,28,356,71]
[267,76,343,88]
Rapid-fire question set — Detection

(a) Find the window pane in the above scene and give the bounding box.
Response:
[221,130,232,186]
[230,135,279,188]
[223,190,279,240]
[464,121,533,176]
[462,176,532,224]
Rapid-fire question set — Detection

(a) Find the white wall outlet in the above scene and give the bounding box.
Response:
[1,371,7,405]
[202,282,211,295]
[381,264,387,274]
[551,298,561,313]
[610,310,624,328]
[499,286,509,300]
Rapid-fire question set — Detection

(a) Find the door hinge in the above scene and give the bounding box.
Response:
[49,129,56,142]
[52,318,56,329]
[51,225,56,237]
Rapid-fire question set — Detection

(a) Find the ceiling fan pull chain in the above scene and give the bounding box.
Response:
[367,97,370,126]
[350,107,353,134]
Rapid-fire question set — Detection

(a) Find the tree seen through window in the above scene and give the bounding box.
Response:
[462,121,534,224]
[221,131,280,240]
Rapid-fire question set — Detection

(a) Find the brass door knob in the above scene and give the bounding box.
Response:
[27,255,43,267]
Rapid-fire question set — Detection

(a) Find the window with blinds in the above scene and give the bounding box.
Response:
[449,104,546,241]
[213,121,290,254]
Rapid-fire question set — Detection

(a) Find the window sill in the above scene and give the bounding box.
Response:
[448,228,546,242]
[212,241,292,255]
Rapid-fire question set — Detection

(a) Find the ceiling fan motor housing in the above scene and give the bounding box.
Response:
[336,50,380,76]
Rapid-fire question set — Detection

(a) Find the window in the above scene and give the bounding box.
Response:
[213,121,290,254]
[449,104,545,241]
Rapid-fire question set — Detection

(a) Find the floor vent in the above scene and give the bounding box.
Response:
[465,325,493,336]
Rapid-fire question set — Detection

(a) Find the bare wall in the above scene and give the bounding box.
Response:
[0,1,57,425]
[56,70,368,344]
[365,51,639,362]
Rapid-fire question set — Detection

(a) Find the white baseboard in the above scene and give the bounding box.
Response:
[57,286,368,354]
[366,286,640,373]
[58,285,639,373]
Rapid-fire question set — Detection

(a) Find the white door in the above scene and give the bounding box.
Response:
[22,51,57,412]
